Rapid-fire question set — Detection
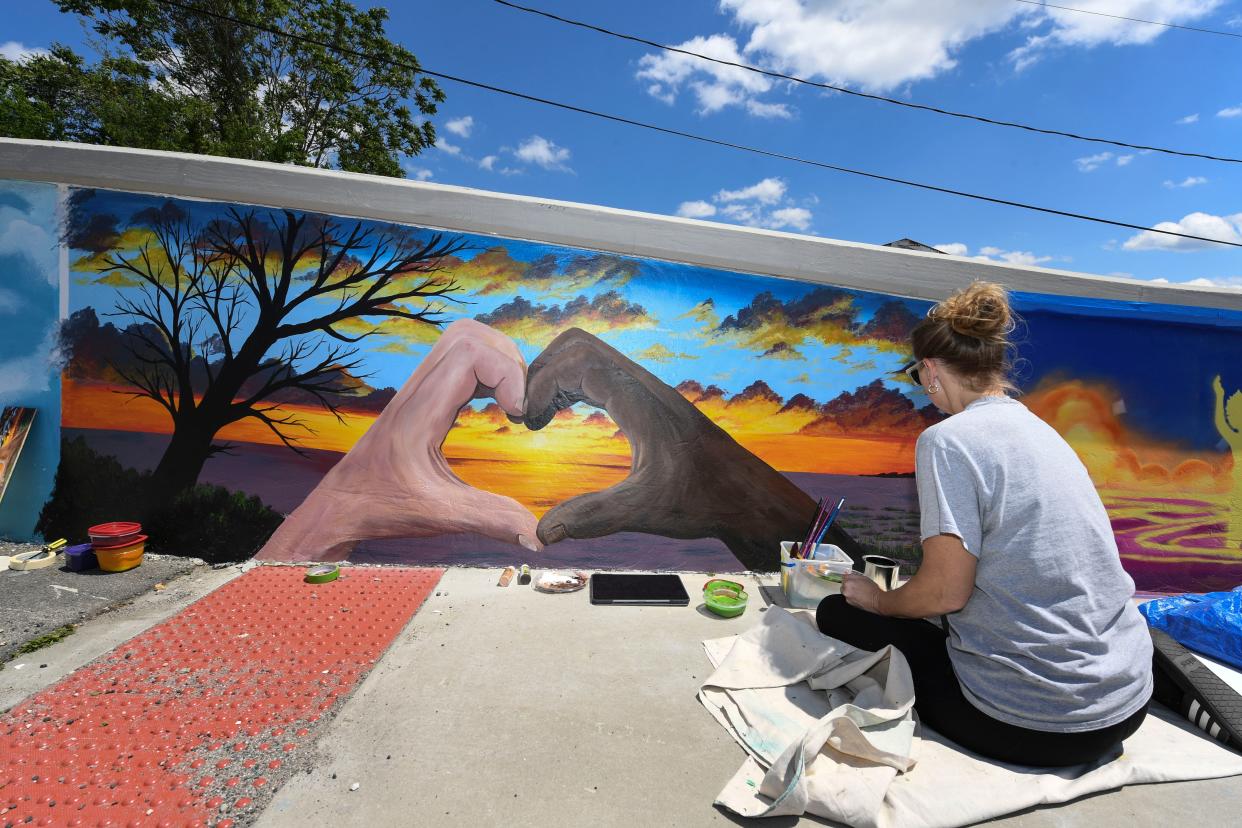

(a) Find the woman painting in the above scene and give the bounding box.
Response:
[817,281,1152,767]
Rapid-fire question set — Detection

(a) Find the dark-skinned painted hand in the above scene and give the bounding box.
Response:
[519,327,864,571]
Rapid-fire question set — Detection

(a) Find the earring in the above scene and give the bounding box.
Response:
[927,382,940,394]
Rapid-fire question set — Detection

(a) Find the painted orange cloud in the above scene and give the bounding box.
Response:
[1025,379,1227,492]
[423,247,641,299]
[473,291,654,347]
[687,289,919,358]
[634,343,698,364]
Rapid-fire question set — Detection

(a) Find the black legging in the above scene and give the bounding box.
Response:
[816,595,1150,767]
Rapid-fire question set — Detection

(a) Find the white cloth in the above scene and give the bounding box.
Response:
[700,607,1242,827]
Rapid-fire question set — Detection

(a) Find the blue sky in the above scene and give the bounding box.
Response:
[6,0,1242,288]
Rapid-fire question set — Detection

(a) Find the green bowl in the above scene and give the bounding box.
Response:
[704,585,749,618]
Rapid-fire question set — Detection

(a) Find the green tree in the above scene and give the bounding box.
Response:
[0,0,442,177]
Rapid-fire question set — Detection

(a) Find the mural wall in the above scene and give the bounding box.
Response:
[3,180,1240,591]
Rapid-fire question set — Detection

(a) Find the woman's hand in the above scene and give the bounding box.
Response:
[841,573,884,614]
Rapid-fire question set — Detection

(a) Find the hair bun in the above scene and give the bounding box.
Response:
[929,281,1013,342]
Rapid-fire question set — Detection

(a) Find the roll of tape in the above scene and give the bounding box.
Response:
[10,549,58,571]
[304,563,340,584]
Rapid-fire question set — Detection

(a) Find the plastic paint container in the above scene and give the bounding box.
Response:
[64,543,98,571]
[88,521,143,548]
[779,542,854,609]
[95,535,147,572]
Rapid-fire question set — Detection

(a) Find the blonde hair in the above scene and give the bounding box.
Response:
[911,281,1018,393]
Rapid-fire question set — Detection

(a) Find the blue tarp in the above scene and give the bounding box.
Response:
[1140,587,1242,670]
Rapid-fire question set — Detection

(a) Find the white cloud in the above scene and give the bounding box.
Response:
[1176,113,1199,124]
[745,100,793,119]
[1009,1,1224,69]
[721,0,1023,92]
[636,33,786,117]
[641,1,1222,108]
[0,328,62,404]
[1074,151,1113,172]
[514,135,572,172]
[716,177,786,205]
[768,207,813,231]
[676,200,717,219]
[1163,176,1208,189]
[1115,154,1134,166]
[936,242,1057,267]
[0,41,48,63]
[434,137,463,156]
[1217,105,1242,118]
[444,116,474,138]
[1148,276,1242,291]
[1122,211,1242,251]
[677,176,815,231]
[479,155,498,171]
[720,203,758,224]
[406,167,433,181]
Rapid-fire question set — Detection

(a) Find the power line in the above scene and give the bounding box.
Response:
[1013,0,1242,39]
[150,0,1242,250]
[491,0,1242,165]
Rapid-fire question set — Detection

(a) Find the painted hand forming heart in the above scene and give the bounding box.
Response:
[520,328,864,571]
[255,319,541,561]
[257,321,862,571]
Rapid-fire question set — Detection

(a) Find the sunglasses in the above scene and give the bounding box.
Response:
[898,359,925,386]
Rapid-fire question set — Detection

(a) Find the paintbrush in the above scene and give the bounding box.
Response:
[796,498,824,558]
[805,500,832,557]
[801,497,834,558]
[812,498,846,550]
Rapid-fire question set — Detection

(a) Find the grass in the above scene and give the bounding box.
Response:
[8,625,75,661]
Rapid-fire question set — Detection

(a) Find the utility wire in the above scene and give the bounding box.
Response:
[150,0,1242,250]
[1013,0,1242,39]
[491,0,1241,165]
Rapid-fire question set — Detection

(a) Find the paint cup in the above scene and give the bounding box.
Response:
[862,555,900,591]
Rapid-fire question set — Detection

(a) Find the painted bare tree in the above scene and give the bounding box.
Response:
[96,200,468,498]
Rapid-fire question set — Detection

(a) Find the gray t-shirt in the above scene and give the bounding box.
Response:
[917,395,1152,733]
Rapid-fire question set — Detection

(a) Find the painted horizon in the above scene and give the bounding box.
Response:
[33,184,1242,589]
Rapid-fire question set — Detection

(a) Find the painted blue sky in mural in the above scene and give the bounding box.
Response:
[8,0,1242,290]
[65,188,927,408]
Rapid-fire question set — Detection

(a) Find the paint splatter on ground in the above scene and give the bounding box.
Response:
[0,565,441,827]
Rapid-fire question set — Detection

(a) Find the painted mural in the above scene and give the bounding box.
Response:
[3,181,1239,591]
[0,181,60,541]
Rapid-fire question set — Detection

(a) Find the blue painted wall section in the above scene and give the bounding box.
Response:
[0,182,61,540]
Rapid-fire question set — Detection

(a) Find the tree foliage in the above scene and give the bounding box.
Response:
[1,0,442,176]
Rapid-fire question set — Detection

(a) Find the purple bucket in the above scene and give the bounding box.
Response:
[65,543,98,571]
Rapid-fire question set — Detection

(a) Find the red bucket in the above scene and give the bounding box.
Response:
[89,521,143,548]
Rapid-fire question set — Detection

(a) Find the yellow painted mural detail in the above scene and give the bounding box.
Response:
[1214,375,1242,549]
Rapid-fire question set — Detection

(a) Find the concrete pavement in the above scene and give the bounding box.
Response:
[0,550,200,664]
[4,565,1241,826]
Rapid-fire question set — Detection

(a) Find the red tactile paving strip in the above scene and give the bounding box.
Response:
[1,565,442,828]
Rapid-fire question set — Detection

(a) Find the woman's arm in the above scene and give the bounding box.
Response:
[843,533,977,618]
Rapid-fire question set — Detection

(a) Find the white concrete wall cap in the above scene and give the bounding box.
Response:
[1,138,1238,311]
